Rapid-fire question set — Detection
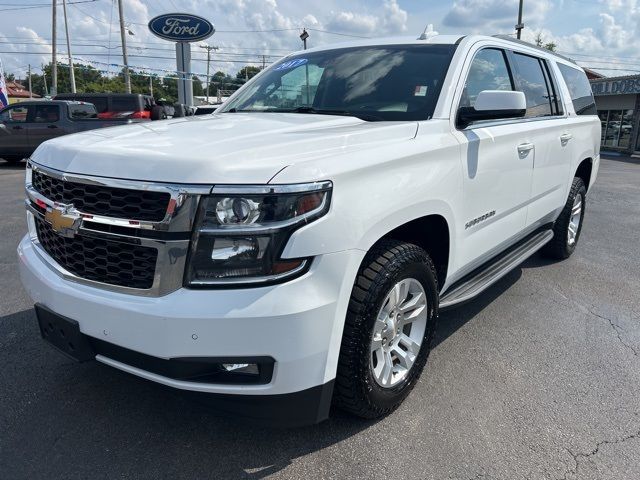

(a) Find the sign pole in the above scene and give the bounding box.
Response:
[176,41,193,106]
[148,13,215,107]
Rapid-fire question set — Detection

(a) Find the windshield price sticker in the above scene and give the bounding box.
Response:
[414,85,428,97]
[274,59,308,71]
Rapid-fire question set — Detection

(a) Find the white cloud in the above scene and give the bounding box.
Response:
[443,0,551,31]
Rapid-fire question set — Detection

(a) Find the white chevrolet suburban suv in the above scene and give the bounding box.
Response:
[18,34,600,426]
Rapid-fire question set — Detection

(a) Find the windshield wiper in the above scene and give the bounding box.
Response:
[287,106,383,121]
[226,106,383,121]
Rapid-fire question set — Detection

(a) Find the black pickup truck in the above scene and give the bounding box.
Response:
[0,100,139,163]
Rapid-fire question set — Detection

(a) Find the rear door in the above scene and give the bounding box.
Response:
[507,52,572,227]
[26,104,66,149]
[0,104,31,155]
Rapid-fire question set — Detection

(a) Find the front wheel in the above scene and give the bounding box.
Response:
[334,240,439,419]
[543,177,587,260]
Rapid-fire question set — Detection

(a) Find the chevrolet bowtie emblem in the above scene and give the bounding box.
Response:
[44,206,81,238]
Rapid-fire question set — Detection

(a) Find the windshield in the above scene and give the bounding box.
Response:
[220,44,456,121]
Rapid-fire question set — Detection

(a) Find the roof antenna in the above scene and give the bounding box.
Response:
[418,24,438,40]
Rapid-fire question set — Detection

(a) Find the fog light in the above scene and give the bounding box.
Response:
[222,363,259,374]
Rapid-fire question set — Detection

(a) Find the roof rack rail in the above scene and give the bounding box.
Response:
[491,34,577,65]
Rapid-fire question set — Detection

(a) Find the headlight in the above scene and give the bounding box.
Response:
[185,181,332,287]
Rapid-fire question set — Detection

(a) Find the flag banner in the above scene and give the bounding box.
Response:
[0,58,8,108]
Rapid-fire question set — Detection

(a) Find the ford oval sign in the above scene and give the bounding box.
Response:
[148,13,215,42]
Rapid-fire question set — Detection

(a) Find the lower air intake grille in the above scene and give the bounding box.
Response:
[35,219,157,289]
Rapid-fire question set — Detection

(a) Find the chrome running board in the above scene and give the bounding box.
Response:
[439,230,554,310]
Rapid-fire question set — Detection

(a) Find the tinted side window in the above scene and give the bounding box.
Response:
[558,64,597,115]
[460,48,513,108]
[33,105,60,123]
[512,53,553,117]
[69,104,98,119]
[0,105,29,122]
[111,96,140,111]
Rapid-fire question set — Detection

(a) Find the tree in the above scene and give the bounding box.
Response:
[236,66,261,81]
[192,75,204,96]
[534,33,557,52]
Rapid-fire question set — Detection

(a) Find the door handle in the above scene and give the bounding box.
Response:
[11,125,23,130]
[47,125,58,129]
[560,133,573,145]
[517,143,534,156]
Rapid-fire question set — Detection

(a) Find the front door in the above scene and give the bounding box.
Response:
[0,104,31,157]
[451,47,535,272]
[25,104,66,150]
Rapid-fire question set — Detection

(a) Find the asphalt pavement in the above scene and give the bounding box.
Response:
[1,156,639,480]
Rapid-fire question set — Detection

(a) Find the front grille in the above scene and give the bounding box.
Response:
[32,170,171,222]
[35,218,158,289]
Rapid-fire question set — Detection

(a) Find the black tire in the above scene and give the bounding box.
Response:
[173,103,185,118]
[150,106,166,121]
[542,177,587,260]
[334,240,439,419]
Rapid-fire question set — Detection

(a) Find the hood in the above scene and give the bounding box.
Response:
[31,113,418,184]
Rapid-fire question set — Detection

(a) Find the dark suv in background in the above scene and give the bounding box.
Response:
[54,93,192,120]
[54,93,155,120]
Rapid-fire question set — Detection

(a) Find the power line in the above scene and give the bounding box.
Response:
[0,0,96,12]
[306,28,370,39]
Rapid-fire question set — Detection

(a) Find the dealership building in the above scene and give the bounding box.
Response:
[590,75,640,155]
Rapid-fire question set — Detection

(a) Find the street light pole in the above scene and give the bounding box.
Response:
[516,0,524,39]
[117,0,131,93]
[51,0,57,95]
[61,0,76,93]
[200,44,218,104]
[300,28,309,50]
[299,29,310,103]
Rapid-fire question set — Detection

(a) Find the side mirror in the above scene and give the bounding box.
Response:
[457,90,526,128]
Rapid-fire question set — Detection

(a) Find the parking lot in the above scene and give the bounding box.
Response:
[0,156,639,480]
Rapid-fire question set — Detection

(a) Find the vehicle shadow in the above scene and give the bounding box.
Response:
[434,265,522,348]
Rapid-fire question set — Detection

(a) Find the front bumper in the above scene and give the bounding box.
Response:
[18,235,363,423]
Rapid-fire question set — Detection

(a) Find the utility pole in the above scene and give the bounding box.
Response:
[62,0,76,92]
[515,0,524,39]
[199,44,218,103]
[43,67,48,96]
[28,65,32,98]
[149,75,153,97]
[117,0,131,93]
[300,29,309,50]
[51,0,57,95]
[262,55,265,70]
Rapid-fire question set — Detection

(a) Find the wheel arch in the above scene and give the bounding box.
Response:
[369,214,451,290]
[574,157,593,191]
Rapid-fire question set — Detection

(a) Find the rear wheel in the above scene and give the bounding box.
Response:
[334,240,439,418]
[543,177,586,259]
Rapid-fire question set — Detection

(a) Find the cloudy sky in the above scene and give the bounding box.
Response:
[1,0,639,81]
